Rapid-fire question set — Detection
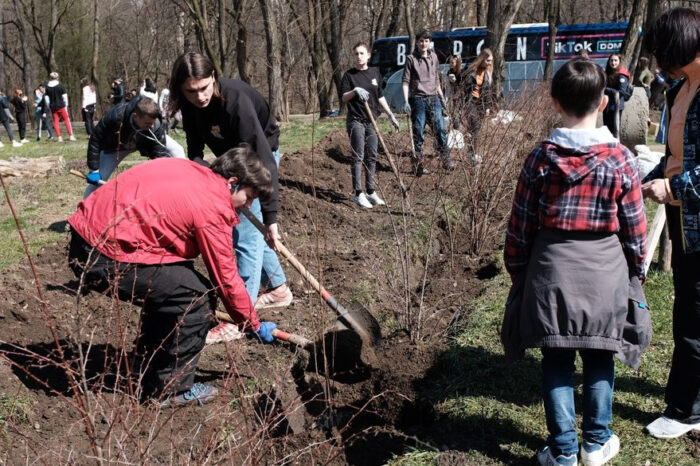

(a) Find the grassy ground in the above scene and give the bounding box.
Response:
[388,260,694,463]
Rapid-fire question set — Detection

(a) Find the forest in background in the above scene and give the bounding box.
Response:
[0,0,691,121]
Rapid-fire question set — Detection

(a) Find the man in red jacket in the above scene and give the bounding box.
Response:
[68,146,277,406]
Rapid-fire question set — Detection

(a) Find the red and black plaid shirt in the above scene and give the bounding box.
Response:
[505,141,647,280]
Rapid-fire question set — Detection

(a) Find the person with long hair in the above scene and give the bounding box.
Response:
[10,89,29,143]
[642,7,700,440]
[80,77,96,136]
[603,54,633,138]
[463,48,494,161]
[445,54,463,129]
[168,52,293,344]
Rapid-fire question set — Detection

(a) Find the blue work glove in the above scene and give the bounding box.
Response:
[353,87,369,101]
[254,321,277,343]
[389,114,400,130]
[402,101,411,113]
[86,170,102,186]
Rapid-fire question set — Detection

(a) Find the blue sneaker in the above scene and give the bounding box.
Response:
[537,446,578,466]
[160,383,218,407]
[581,434,620,466]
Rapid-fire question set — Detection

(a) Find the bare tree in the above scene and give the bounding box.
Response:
[321,0,350,112]
[403,0,415,53]
[543,0,560,81]
[172,0,223,75]
[230,0,252,83]
[619,0,645,69]
[17,0,76,74]
[259,0,286,120]
[486,0,524,92]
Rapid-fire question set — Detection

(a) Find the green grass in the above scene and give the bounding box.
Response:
[388,249,697,465]
[279,114,396,152]
[0,394,31,432]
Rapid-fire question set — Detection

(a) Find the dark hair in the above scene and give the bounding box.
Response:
[551,58,605,118]
[638,57,650,70]
[210,145,273,201]
[144,78,156,93]
[604,54,623,86]
[134,97,160,118]
[644,7,700,72]
[416,29,431,41]
[575,48,589,59]
[353,41,370,53]
[448,54,462,72]
[168,52,220,116]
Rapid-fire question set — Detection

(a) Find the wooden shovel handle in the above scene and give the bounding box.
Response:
[214,310,313,347]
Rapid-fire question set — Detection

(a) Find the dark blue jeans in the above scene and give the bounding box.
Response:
[541,348,614,456]
[409,95,449,161]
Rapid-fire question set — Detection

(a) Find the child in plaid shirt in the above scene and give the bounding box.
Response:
[504,58,647,466]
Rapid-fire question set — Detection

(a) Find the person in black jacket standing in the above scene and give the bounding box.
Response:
[109,77,125,106]
[10,89,29,143]
[82,96,185,198]
[168,52,292,345]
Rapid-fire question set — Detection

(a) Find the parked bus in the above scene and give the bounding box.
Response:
[371,22,629,110]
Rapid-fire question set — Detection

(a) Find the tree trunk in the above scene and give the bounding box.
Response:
[0,15,5,92]
[619,0,644,68]
[543,0,560,81]
[486,0,524,92]
[403,0,414,54]
[476,0,488,26]
[384,0,401,38]
[12,6,32,94]
[176,0,223,76]
[321,0,347,114]
[259,0,285,121]
[90,0,102,115]
[641,0,664,69]
[232,0,251,83]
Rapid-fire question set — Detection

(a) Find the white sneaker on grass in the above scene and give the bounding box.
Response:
[12,141,22,147]
[353,192,373,209]
[20,139,29,144]
[0,141,4,148]
[580,434,619,466]
[366,191,386,206]
[57,136,64,142]
[69,135,77,141]
[646,416,700,439]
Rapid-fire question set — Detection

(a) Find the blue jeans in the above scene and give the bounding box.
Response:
[234,149,286,302]
[409,95,449,160]
[541,348,614,456]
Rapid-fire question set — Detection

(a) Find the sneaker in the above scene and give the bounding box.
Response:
[0,141,4,148]
[255,284,293,310]
[12,141,21,147]
[414,162,429,177]
[353,192,373,209]
[57,136,64,142]
[537,446,578,466]
[366,192,386,206]
[581,434,619,466]
[646,415,700,439]
[205,322,245,345]
[20,139,29,144]
[69,135,77,141]
[442,158,456,170]
[159,383,218,407]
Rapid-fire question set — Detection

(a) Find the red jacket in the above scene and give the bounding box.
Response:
[68,158,259,329]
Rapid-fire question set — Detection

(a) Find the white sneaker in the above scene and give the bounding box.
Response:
[69,135,77,141]
[12,141,21,147]
[0,141,4,148]
[646,416,700,439]
[366,192,386,206]
[57,136,64,142]
[580,434,619,466]
[205,322,245,345]
[20,139,29,144]
[353,192,373,209]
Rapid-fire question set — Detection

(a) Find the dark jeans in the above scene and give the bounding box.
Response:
[409,95,449,161]
[347,119,378,192]
[466,99,486,156]
[603,108,622,139]
[82,104,95,135]
[664,205,700,423]
[36,111,53,139]
[16,112,26,140]
[68,232,216,398]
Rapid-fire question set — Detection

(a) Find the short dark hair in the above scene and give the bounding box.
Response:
[134,97,160,118]
[210,145,273,201]
[638,56,650,69]
[551,58,605,118]
[353,41,370,53]
[416,29,431,41]
[644,7,700,72]
[168,52,221,116]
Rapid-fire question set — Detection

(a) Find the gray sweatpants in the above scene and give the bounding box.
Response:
[347,119,378,193]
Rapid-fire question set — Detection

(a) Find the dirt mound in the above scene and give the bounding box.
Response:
[0,129,497,464]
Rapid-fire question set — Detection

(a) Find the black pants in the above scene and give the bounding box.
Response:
[603,108,622,139]
[68,232,216,398]
[82,105,95,135]
[16,112,26,140]
[466,99,486,156]
[664,205,700,423]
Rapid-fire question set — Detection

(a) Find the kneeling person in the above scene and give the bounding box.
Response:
[83,96,186,198]
[68,147,278,406]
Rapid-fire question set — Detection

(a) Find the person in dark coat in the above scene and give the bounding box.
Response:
[10,89,29,143]
[603,54,633,138]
